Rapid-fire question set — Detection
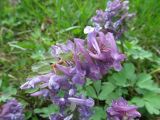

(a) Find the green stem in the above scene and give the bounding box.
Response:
[150,68,160,74]
[11,94,31,104]
[120,39,125,53]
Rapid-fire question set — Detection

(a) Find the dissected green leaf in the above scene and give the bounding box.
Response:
[93,80,101,94]
[86,86,97,98]
[98,82,116,100]
[124,41,152,59]
[131,93,160,115]
[31,61,51,74]
[90,107,106,120]
[123,63,136,81]
[34,104,59,118]
[130,97,145,107]
[108,72,127,87]
[145,102,159,115]
[108,63,136,87]
[25,111,33,119]
[105,89,122,104]
[0,87,17,102]
[137,73,160,93]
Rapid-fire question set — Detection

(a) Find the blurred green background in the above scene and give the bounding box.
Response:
[0,0,160,120]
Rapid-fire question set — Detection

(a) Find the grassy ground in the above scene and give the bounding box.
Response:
[0,0,160,119]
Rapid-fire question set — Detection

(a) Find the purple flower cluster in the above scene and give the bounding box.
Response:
[0,99,24,120]
[85,0,134,39]
[20,0,136,120]
[107,98,141,120]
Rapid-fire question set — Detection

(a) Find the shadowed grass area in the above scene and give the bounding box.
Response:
[129,0,160,47]
[1,0,159,83]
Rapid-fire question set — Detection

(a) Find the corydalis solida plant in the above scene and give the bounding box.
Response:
[20,0,138,120]
[0,99,24,120]
[107,98,141,120]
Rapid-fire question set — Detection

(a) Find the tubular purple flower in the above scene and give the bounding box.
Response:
[20,0,133,119]
[48,74,71,91]
[71,50,86,85]
[107,98,141,120]
[107,0,122,11]
[87,31,125,71]
[30,89,49,97]
[55,64,73,77]
[106,32,125,71]
[49,113,73,120]
[20,73,53,89]
[49,113,64,120]
[78,106,93,120]
[91,0,133,38]
[74,38,102,80]
[68,97,94,107]
[0,99,24,120]
[51,40,74,58]
[51,45,64,57]
[49,77,60,90]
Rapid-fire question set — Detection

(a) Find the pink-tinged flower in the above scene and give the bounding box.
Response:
[0,99,24,120]
[107,98,141,120]
[87,31,125,71]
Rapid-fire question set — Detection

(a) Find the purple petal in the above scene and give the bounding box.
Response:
[68,97,94,107]
[30,89,49,97]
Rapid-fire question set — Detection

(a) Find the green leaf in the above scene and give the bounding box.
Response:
[145,102,159,115]
[86,86,97,98]
[25,111,33,119]
[124,41,152,60]
[108,63,136,87]
[34,104,59,118]
[0,87,17,102]
[31,61,51,74]
[90,107,106,120]
[108,72,127,87]
[93,80,101,94]
[25,88,39,94]
[86,78,93,86]
[98,82,116,100]
[8,41,26,51]
[105,89,122,104]
[130,97,145,107]
[123,63,136,81]
[137,73,160,93]
[133,93,160,115]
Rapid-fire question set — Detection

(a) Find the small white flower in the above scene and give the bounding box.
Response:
[84,26,95,34]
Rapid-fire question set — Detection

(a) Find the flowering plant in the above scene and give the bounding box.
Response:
[17,0,141,120]
[1,0,160,120]
[18,0,141,120]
